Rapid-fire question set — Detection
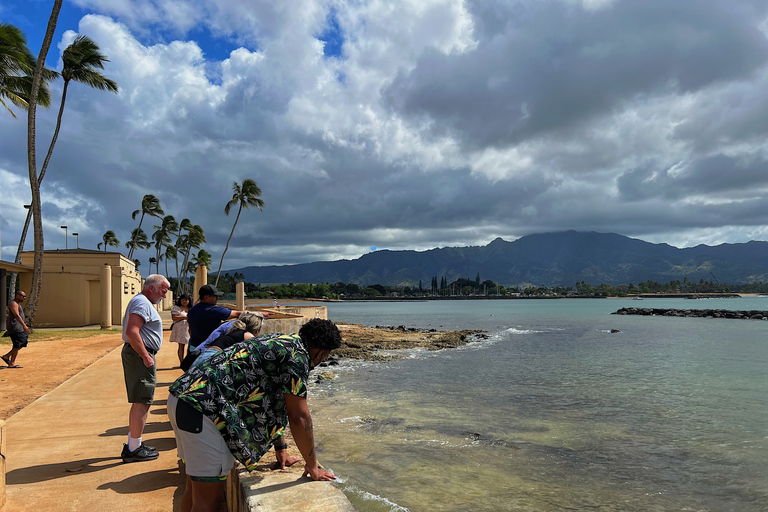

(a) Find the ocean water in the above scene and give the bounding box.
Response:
[307,298,768,512]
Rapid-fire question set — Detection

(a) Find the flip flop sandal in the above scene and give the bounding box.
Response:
[1,355,11,366]
[8,364,22,368]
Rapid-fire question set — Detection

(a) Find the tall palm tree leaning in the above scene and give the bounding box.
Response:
[152,215,178,276]
[1,22,55,302]
[125,228,151,265]
[10,31,117,302]
[215,179,264,287]
[24,0,63,324]
[127,194,164,259]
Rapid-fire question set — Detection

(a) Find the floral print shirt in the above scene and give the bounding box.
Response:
[169,333,310,470]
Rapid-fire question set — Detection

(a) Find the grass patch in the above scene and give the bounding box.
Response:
[1,328,121,344]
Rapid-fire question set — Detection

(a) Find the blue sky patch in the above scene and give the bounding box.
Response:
[317,8,345,59]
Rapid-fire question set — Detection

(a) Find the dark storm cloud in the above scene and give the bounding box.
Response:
[383,0,768,149]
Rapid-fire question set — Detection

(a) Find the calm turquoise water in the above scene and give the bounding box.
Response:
[309,298,768,512]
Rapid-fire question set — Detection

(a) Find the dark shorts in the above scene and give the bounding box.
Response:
[121,343,157,404]
[9,332,28,349]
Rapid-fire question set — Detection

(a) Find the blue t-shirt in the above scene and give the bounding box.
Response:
[187,302,232,348]
[122,293,163,352]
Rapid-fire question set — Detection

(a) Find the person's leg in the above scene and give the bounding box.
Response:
[190,479,227,512]
[181,474,194,512]
[3,347,20,365]
[129,402,151,438]
[177,343,185,365]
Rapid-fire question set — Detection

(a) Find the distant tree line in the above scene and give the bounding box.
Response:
[175,274,768,300]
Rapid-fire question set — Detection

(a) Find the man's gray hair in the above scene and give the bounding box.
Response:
[144,274,170,291]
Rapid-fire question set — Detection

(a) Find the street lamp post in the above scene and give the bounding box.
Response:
[60,225,68,249]
[72,232,79,249]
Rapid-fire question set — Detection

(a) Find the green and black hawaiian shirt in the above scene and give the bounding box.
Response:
[169,333,311,470]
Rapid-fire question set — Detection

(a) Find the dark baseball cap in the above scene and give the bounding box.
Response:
[199,284,224,298]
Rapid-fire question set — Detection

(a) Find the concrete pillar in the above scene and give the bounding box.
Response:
[100,264,112,329]
[164,290,174,311]
[236,281,245,311]
[194,265,207,302]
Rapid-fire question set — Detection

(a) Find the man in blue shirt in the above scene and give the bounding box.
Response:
[187,284,242,350]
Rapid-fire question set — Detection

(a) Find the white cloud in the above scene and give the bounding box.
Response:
[4,0,768,273]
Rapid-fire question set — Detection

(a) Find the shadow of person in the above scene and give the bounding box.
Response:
[100,420,173,437]
[97,466,184,494]
[6,457,123,484]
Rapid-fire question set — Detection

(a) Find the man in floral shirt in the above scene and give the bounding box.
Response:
[168,318,342,512]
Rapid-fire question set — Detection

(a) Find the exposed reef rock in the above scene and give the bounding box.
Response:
[330,323,488,361]
[612,307,768,320]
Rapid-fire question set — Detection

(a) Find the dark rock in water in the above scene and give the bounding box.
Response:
[610,329,621,333]
[612,307,768,320]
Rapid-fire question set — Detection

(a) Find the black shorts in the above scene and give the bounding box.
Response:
[9,332,28,349]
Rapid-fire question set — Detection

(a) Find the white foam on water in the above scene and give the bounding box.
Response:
[505,327,544,334]
[341,484,410,512]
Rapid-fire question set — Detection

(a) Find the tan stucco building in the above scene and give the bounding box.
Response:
[17,249,143,328]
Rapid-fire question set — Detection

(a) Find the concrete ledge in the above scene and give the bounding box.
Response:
[227,463,356,512]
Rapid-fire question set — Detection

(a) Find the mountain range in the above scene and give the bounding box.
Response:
[227,231,768,287]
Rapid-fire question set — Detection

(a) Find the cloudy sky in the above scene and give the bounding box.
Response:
[2,0,768,274]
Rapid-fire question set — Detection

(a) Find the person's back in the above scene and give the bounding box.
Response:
[187,284,241,350]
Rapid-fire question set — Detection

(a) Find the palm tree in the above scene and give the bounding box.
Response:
[152,215,178,275]
[10,30,115,304]
[177,225,205,295]
[24,0,63,324]
[164,244,177,277]
[172,218,192,289]
[0,23,54,117]
[2,22,55,302]
[128,195,163,259]
[101,230,120,251]
[125,227,151,258]
[149,257,158,274]
[37,35,118,188]
[215,179,264,287]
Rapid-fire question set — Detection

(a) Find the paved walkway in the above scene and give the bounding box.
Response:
[3,311,356,512]
[4,331,185,512]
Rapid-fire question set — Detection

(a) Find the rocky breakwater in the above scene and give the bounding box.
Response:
[612,307,768,320]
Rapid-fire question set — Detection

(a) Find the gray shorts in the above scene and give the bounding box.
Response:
[121,344,157,404]
[168,394,236,481]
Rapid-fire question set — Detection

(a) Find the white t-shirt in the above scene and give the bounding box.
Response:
[122,293,163,352]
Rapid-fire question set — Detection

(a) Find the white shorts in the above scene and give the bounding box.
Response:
[168,393,236,481]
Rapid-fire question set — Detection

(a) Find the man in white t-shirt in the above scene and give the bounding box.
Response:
[120,274,170,463]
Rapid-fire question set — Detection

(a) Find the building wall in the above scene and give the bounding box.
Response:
[19,251,143,328]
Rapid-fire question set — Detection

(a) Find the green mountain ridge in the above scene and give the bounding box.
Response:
[226,231,768,287]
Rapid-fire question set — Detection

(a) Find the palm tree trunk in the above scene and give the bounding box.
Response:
[9,81,69,302]
[25,0,62,324]
[216,205,242,287]
[38,80,69,184]
[127,213,145,259]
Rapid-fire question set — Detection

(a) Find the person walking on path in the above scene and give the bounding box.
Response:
[170,293,192,366]
[186,284,241,351]
[2,290,30,368]
[168,318,342,512]
[121,274,170,463]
